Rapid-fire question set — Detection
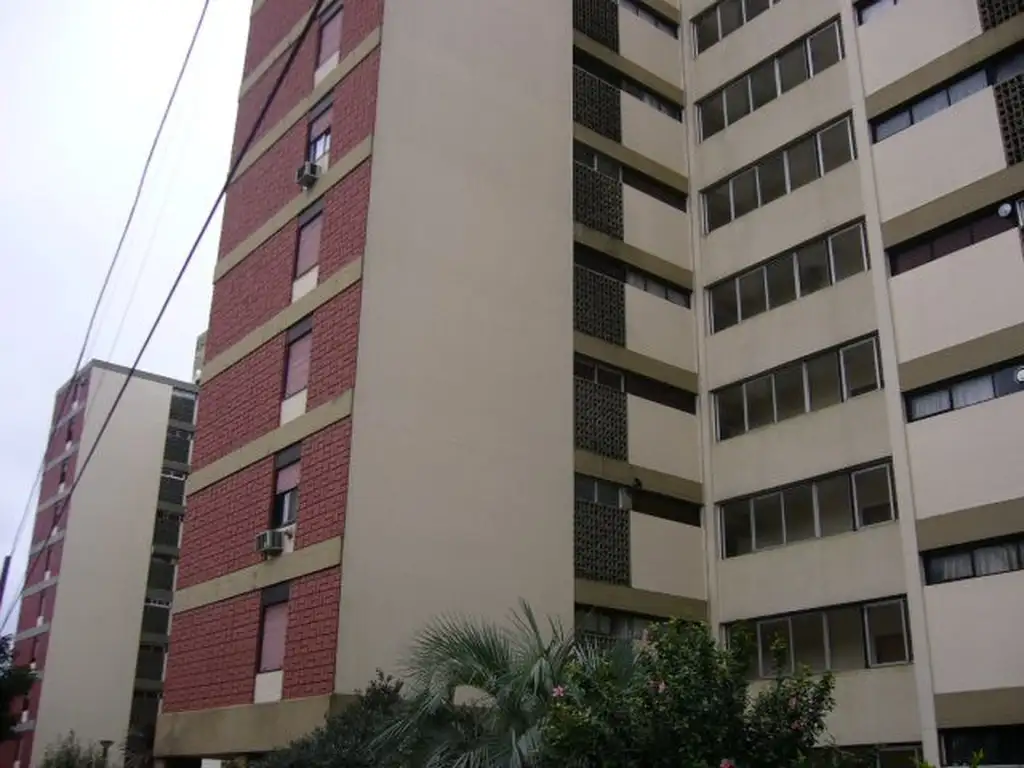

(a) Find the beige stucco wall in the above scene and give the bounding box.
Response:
[857,0,981,95]
[697,63,852,185]
[627,395,701,482]
[625,285,696,372]
[705,270,877,390]
[716,522,906,621]
[873,89,1006,221]
[688,0,836,99]
[630,512,706,599]
[619,9,681,87]
[702,162,864,284]
[891,230,1024,365]
[624,186,690,269]
[622,92,686,176]
[335,0,575,693]
[925,569,1024,695]
[907,393,1024,520]
[33,367,173,763]
[827,666,922,745]
[711,390,891,500]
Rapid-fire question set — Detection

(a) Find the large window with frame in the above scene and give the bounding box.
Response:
[699,20,844,140]
[728,597,912,679]
[905,356,1024,422]
[703,117,856,232]
[941,725,1024,767]
[924,533,1024,585]
[693,0,782,55]
[710,222,867,333]
[619,0,679,37]
[715,336,881,440]
[720,462,895,557]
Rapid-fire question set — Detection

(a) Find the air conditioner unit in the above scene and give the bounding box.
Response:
[256,529,286,556]
[295,161,321,190]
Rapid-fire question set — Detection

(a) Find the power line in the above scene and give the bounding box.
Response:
[2,0,327,634]
[0,0,213,629]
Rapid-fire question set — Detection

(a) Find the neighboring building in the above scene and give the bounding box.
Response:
[157,1,1024,766]
[1,362,197,768]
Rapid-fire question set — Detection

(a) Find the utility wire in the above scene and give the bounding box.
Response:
[0,0,213,630]
[2,0,326,634]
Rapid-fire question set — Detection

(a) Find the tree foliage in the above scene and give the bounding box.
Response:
[538,619,849,768]
[0,635,34,743]
[39,733,109,768]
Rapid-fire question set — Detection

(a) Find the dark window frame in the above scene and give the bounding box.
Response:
[904,355,1024,423]
[888,202,1018,276]
[692,0,783,55]
[574,354,698,414]
[923,532,1024,585]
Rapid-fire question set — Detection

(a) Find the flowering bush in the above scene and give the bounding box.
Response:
[538,619,852,768]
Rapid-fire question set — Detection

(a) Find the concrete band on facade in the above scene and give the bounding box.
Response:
[186,390,353,495]
[574,449,702,504]
[574,123,689,194]
[239,9,315,98]
[574,223,694,289]
[202,259,363,384]
[916,497,1024,552]
[865,13,1024,119]
[575,578,707,621]
[234,30,381,177]
[573,32,685,105]
[574,331,699,393]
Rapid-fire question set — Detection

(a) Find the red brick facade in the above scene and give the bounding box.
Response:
[163,0,383,716]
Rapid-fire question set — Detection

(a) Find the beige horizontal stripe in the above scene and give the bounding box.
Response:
[239,9,314,98]
[915,497,1024,552]
[173,536,342,614]
[882,163,1024,249]
[187,391,353,495]
[935,687,1024,729]
[574,223,694,289]
[866,14,1024,119]
[575,449,703,504]
[574,331,698,393]
[898,321,1024,392]
[574,123,688,194]
[155,693,352,758]
[204,259,363,383]
[573,31,684,106]
[235,29,381,175]
[216,137,373,282]
[643,0,681,23]
[575,578,707,621]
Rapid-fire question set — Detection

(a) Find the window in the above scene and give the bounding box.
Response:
[709,222,867,332]
[169,389,197,423]
[693,0,782,54]
[575,355,698,413]
[272,446,301,528]
[625,270,691,307]
[158,469,186,506]
[906,357,1024,422]
[295,208,323,279]
[576,606,657,647]
[317,4,343,68]
[142,600,170,635]
[871,46,1024,142]
[619,0,679,37]
[698,21,843,140]
[731,597,910,678]
[856,0,898,25]
[924,533,1024,585]
[164,428,191,464]
[621,167,688,212]
[703,117,855,231]
[284,318,313,398]
[715,336,880,439]
[579,52,683,121]
[65,417,75,444]
[942,725,1024,767]
[575,143,620,180]
[307,103,331,164]
[147,556,176,592]
[258,585,290,673]
[888,204,1018,276]
[58,460,68,485]
[720,462,894,557]
[575,474,624,508]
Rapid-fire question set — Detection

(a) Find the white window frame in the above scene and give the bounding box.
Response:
[756,616,795,677]
[806,21,843,77]
[838,337,880,400]
[863,598,910,667]
[827,222,868,278]
[851,464,894,528]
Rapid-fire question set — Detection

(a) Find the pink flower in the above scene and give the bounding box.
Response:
[720,759,735,768]
[552,685,565,698]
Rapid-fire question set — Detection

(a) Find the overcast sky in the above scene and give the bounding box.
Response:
[0,1,250,630]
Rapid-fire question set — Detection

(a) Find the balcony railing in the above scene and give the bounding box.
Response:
[574,66,622,142]
[574,0,619,51]
[995,73,1024,166]
[574,162,624,239]
[978,0,1023,30]
[574,499,630,584]
[574,264,626,345]
[574,377,628,460]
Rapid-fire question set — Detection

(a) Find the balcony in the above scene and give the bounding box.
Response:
[874,88,1008,221]
[619,7,681,88]
[891,229,1024,376]
[858,0,981,94]
[926,569,1024,699]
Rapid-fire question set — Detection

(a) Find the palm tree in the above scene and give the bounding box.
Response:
[374,599,577,768]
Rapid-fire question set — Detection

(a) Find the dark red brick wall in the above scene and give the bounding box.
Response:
[25,540,62,587]
[294,421,351,549]
[190,339,285,470]
[308,287,361,409]
[162,593,261,713]
[38,453,75,505]
[341,0,384,56]
[320,160,372,276]
[282,567,341,698]
[243,1,316,80]
[331,52,380,158]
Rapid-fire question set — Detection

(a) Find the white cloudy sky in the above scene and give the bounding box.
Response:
[0,1,250,630]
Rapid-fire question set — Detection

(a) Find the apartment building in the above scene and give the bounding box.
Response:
[0,362,197,768]
[156,0,1024,765]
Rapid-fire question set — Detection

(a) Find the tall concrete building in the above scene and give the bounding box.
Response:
[157,0,1024,765]
[2,362,197,768]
